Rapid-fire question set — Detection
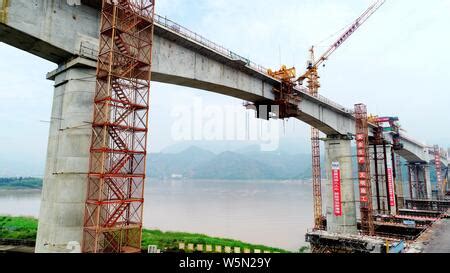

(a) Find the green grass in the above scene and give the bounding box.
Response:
[0,216,38,240]
[0,216,292,253]
[141,229,289,253]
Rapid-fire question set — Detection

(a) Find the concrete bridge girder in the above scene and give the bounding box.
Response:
[0,0,359,136]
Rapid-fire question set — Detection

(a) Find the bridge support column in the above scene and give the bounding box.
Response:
[324,135,357,235]
[394,154,405,210]
[425,166,432,200]
[36,57,96,253]
[369,144,397,215]
[407,163,431,200]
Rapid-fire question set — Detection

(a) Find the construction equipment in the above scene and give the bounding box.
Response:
[267,65,301,119]
[296,0,386,86]
[369,116,404,150]
[267,65,296,81]
[295,0,385,231]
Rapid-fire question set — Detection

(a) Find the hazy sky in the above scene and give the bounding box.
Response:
[0,0,449,176]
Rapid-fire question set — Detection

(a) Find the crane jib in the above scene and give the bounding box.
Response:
[313,0,386,69]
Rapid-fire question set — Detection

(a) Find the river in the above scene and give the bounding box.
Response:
[0,179,314,251]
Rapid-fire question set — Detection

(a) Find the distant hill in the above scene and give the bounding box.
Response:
[0,177,42,189]
[147,146,313,180]
[148,146,215,179]
[160,139,312,155]
[191,151,278,180]
[236,148,313,179]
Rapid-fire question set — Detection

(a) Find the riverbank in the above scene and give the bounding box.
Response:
[0,216,292,253]
[0,178,42,190]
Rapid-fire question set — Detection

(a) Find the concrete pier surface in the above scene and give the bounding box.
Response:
[324,136,357,235]
[35,59,96,253]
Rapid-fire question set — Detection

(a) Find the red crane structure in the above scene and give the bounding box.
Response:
[82,0,155,253]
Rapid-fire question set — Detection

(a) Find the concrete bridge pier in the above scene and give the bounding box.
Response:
[35,57,96,253]
[407,163,432,200]
[394,154,405,210]
[324,135,358,235]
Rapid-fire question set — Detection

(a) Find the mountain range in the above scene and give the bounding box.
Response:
[147,145,314,180]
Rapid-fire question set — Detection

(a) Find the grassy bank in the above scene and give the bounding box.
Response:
[0,216,38,240]
[141,229,289,253]
[0,216,292,253]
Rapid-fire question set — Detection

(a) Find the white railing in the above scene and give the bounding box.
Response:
[317,94,354,114]
[154,14,268,75]
[294,86,354,114]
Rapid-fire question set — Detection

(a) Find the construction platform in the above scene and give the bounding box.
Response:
[404,199,450,212]
[306,208,445,253]
[305,230,405,253]
[371,219,428,240]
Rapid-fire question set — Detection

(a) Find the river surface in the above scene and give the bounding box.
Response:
[0,179,314,251]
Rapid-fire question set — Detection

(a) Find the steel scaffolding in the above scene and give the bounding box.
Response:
[82,0,155,253]
[408,163,428,200]
[355,104,374,236]
[395,152,405,209]
[307,66,323,231]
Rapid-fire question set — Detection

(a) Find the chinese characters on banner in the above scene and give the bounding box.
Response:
[387,167,396,207]
[356,133,369,203]
[332,162,342,216]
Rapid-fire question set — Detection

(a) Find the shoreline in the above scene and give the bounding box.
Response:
[0,215,294,253]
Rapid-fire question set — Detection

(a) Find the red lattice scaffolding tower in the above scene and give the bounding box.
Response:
[355,104,374,236]
[82,0,155,253]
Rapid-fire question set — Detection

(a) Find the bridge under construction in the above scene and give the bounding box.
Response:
[0,0,449,253]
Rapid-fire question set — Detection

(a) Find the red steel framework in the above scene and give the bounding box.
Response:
[82,0,155,253]
[355,104,374,236]
[311,127,322,230]
[308,73,323,230]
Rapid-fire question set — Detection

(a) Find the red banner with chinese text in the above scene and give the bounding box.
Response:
[332,162,342,216]
[387,168,396,207]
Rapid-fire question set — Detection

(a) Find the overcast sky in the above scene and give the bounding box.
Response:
[0,0,449,176]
